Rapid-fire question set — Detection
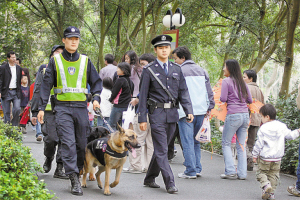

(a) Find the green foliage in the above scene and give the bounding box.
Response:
[269,94,300,175]
[0,122,54,199]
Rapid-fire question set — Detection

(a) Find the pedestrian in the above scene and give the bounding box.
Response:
[287,83,300,197]
[0,51,22,126]
[123,53,156,174]
[243,69,264,171]
[122,50,142,97]
[97,77,113,129]
[99,54,117,80]
[31,45,68,179]
[37,26,102,196]
[220,59,252,180]
[138,35,194,194]
[20,75,30,134]
[109,62,134,131]
[172,46,215,179]
[253,104,300,200]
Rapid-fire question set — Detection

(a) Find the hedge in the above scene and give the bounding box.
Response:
[0,122,54,199]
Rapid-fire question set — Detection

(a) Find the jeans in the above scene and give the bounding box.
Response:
[1,90,21,126]
[222,113,249,178]
[97,116,110,130]
[296,138,300,190]
[109,107,127,131]
[178,115,204,176]
[36,121,42,138]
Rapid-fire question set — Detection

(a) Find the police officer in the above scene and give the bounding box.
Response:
[37,26,102,196]
[31,45,68,179]
[138,35,194,194]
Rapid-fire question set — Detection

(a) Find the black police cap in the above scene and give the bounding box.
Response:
[63,26,81,38]
[49,45,64,58]
[151,35,172,47]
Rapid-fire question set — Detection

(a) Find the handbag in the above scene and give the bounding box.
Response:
[195,116,211,143]
[122,104,135,129]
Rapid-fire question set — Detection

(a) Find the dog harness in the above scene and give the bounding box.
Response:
[87,138,128,166]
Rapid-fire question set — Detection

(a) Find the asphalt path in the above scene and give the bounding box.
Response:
[23,125,298,200]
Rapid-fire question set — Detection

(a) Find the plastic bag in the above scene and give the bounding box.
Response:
[122,104,135,129]
[195,116,211,143]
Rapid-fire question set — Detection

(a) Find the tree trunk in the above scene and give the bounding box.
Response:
[141,0,146,54]
[219,23,242,79]
[279,0,300,97]
[98,0,105,71]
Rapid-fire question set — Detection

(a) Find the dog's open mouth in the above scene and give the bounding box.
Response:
[125,142,137,158]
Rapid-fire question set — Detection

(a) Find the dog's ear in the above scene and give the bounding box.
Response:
[128,122,134,131]
[117,123,125,134]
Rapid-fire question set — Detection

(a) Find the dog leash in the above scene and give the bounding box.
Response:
[95,107,114,133]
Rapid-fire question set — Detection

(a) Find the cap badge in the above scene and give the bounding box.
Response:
[71,28,75,32]
[68,67,76,75]
[162,36,166,41]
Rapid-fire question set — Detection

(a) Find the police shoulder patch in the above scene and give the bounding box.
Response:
[143,61,154,69]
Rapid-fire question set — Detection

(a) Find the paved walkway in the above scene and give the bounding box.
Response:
[23,126,298,200]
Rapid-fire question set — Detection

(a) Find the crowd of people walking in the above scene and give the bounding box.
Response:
[2,25,300,199]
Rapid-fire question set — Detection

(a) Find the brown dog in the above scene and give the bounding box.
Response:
[82,124,140,195]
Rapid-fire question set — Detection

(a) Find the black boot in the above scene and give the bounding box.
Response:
[69,173,83,196]
[53,163,69,179]
[43,156,54,173]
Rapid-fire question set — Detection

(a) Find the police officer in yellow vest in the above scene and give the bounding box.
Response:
[37,26,102,196]
[31,45,68,180]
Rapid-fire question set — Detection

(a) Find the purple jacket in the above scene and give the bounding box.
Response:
[220,77,252,114]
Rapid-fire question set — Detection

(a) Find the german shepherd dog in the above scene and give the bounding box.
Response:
[82,124,140,195]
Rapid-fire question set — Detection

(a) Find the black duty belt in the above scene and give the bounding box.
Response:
[156,102,175,109]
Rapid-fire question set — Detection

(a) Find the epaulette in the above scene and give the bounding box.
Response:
[143,61,154,69]
[170,61,180,68]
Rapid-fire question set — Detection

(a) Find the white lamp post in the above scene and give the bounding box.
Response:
[162,8,185,30]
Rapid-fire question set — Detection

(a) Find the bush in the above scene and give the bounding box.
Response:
[0,122,54,199]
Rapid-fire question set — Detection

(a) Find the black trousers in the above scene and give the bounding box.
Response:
[144,122,176,189]
[42,111,62,163]
[55,106,89,175]
[167,123,182,160]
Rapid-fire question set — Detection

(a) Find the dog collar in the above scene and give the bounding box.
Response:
[105,144,128,158]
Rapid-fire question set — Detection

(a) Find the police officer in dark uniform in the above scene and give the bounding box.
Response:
[138,35,194,194]
[37,26,102,196]
[31,45,68,179]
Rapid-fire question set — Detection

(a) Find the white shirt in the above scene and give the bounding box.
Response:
[97,88,113,117]
[9,64,17,89]
[252,120,300,161]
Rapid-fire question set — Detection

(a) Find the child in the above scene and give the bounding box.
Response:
[109,62,134,131]
[20,75,30,134]
[97,77,113,130]
[252,104,300,200]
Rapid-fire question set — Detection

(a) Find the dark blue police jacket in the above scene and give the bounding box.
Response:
[138,59,193,124]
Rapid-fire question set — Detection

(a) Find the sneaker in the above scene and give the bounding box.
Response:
[237,176,246,180]
[262,183,272,200]
[268,193,275,200]
[123,167,142,174]
[36,135,43,141]
[178,173,197,179]
[196,173,202,177]
[220,174,237,179]
[287,185,300,197]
